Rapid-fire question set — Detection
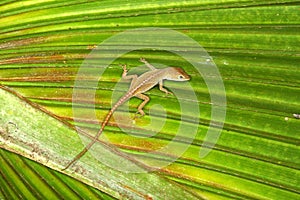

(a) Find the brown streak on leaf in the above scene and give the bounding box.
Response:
[118,182,153,200]
[0,55,64,64]
[0,37,47,50]
[0,54,86,65]
[0,76,74,82]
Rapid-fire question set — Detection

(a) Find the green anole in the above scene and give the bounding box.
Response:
[63,58,190,170]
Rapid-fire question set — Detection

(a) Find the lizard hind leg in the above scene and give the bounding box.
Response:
[134,93,150,117]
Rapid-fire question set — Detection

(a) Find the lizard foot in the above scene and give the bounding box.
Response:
[121,64,127,72]
[133,110,145,119]
[140,57,146,63]
[165,91,173,96]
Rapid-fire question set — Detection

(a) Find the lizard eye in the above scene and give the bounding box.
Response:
[178,75,184,79]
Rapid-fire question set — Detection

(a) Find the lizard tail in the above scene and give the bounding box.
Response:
[63,95,130,170]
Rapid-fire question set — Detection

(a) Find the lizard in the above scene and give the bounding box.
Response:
[63,58,190,170]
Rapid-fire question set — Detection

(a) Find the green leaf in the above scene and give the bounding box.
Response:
[0,85,199,199]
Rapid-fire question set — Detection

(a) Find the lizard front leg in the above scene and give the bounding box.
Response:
[135,93,150,116]
[121,64,138,80]
[159,80,173,95]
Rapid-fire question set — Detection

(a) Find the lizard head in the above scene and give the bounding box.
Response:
[165,67,190,81]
